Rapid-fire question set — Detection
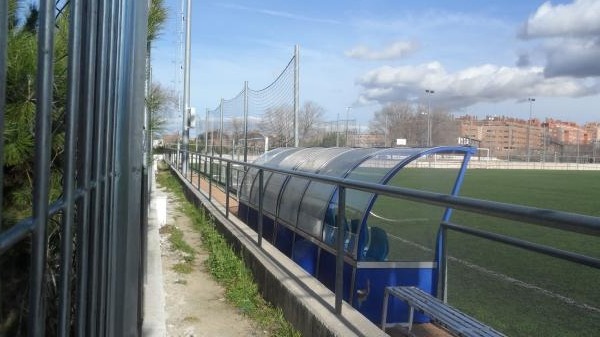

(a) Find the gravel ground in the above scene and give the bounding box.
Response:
[147,184,264,337]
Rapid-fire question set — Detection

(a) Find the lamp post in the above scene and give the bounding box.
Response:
[425,89,435,147]
[526,97,535,162]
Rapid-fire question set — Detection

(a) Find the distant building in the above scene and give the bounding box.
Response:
[546,119,590,145]
[456,115,596,159]
[584,122,600,143]
[457,115,540,157]
[356,132,384,148]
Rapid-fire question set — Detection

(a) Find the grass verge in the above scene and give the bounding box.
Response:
[156,169,300,337]
[161,224,196,274]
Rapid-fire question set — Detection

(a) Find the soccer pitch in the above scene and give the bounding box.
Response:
[370,169,600,337]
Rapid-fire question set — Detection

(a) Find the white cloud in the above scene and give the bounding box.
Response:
[356,62,598,108]
[519,0,600,78]
[345,41,418,60]
[522,0,600,38]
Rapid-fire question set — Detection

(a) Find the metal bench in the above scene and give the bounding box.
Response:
[381,286,506,337]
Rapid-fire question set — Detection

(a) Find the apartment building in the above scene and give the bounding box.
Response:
[458,115,543,155]
[457,115,598,158]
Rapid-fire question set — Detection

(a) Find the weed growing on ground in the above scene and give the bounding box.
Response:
[165,225,196,274]
[156,170,300,337]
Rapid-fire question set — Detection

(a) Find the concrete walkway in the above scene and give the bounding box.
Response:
[142,178,168,337]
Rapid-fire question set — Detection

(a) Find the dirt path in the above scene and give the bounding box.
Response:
[157,185,263,337]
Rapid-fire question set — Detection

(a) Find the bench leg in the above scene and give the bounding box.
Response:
[381,289,390,330]
[408,306,414,331]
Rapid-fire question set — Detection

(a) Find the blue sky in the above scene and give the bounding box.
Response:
[152,0,600,132]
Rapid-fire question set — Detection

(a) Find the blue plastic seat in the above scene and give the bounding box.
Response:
[364,226,389,261]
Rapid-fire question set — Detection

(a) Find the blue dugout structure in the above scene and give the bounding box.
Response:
[238,146,476,325]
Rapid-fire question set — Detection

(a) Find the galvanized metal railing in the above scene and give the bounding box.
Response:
[165,148,600,318]
[0,1,149,336]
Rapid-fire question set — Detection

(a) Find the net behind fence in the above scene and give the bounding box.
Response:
[199,47,298,161]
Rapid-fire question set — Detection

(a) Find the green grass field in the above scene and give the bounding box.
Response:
[369,169,600,337]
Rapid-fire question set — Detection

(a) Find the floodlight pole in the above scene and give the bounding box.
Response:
[425,89,435,147]
[181,0,192,174]
[526,98,535,162]
[294,45,299,147]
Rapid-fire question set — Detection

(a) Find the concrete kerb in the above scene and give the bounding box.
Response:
[169,167,388,337]
[142,180,167,337]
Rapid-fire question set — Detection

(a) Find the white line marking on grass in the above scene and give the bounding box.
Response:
[369,211,428,223]
[388,233,600,314]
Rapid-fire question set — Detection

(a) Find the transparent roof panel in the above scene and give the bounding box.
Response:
[240,147,299,204]
[239,146,475,254]
[245,148,303,206]
[296,148,379,238]
[369,170,459,261]
[344,147,471,235]
[261,148,321,215]
[279,148,350,225]
[365,150,470,262]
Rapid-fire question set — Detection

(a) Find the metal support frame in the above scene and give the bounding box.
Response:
[243,81,249,162]
[209,157,213,201]
[163,148,600,328]
[204,108,209,154]
[28,1,57,334]
[258,169,264,247]
[220,98,224,158]
[335,186,346,314]
[226,162,231,218]
[526,98,535,162]
[439,226,448,303]
[293,45,299,147]
[0,0,7,231]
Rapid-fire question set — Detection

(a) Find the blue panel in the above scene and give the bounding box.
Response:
[317,250,354,299]
[238,202,249,224]
[292,239,318,275]
[262,216,275,242]
[354,267,435,325]
[274,224,294,257]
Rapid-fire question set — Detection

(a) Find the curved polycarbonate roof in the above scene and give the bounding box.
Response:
[239,146,476,256]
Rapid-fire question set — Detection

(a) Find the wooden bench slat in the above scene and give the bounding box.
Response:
[382,286,506,337]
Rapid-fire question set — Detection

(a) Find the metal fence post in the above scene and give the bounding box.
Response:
[258,169,264,247]
[110,1,148,335]
[209,157,213,201]
[440,225,448,303]
[197,153,202,191]
[0,0,7,231]
[243,81,248,162]
[225,161,231,218]
[335,186,346,315]
[56,0,83,335]
[28,1,57,334]
[293,45,299,147]
[219,98,224,157]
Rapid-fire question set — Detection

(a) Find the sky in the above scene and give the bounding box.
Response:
[151,0,600,133]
